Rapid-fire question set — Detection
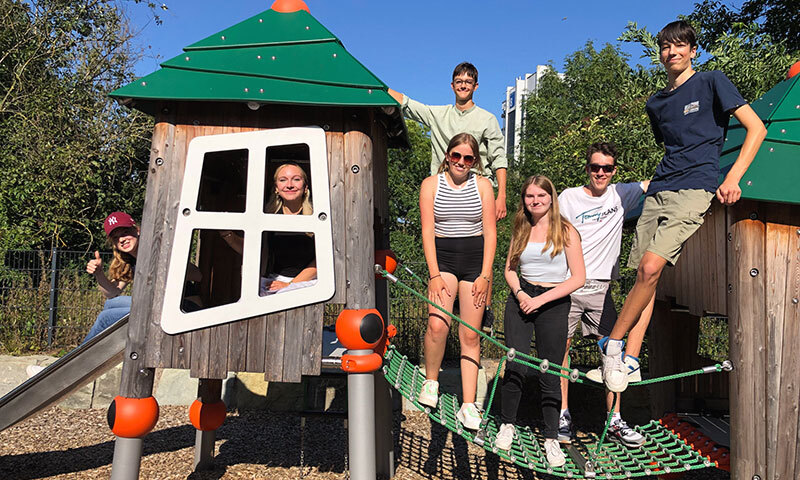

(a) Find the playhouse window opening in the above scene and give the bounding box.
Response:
[196,149,248,213]
[258,230,317,297]
[264,143,312,214]
[186,228,243,311]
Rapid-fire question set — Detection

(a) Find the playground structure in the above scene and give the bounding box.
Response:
[0,0,797,478]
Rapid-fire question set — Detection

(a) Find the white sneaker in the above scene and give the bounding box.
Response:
[600,340,628,392]
[418,379,439,408]
[26,365,45,378]
[544,438,566,467]
[495,423,515,451]
[456,402,482,430]
[609,418,646,447]
[587,356,642,383]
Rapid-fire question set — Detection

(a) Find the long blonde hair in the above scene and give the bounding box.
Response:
[507,175,573,269]
[265,162,313,215]
[107,232,137,283]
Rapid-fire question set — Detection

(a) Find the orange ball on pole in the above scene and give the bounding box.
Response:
[271,0,310,13]
[189,399,227,431]
[788,60,800,79]
[107,396,160,438]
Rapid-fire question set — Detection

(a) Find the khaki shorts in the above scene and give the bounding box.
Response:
[567,280,617,338]
[628,189,714,268]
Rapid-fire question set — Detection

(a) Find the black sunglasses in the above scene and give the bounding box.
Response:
[449,151,476,165]
[588,163,615,173]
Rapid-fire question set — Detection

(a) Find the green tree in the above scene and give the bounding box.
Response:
[0,0,157,252]
[387,120,431,265]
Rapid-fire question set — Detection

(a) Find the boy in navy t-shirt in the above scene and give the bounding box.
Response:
[599,20,767,392]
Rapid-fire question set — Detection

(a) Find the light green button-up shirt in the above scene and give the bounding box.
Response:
[402,95,508,184]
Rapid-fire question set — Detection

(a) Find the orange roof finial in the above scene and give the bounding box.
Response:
[271,0,310,13]
[788,60,800,80]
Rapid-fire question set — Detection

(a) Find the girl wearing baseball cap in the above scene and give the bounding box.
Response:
[83,211,140,342]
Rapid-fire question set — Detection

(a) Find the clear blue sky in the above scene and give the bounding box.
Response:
[127,0,704,121]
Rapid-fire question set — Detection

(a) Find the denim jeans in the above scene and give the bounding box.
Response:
[83,295,131,344]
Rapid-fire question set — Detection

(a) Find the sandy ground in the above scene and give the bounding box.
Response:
[0,404,731,480]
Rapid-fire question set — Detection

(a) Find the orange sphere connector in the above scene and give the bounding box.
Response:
[107,396,159,438]
[375,250,398,276]
[335,308,385,350]
[271,0,310,13]
[788,61,800,79]
[189,399,227,431]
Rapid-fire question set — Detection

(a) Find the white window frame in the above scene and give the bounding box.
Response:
[160,126,334,334]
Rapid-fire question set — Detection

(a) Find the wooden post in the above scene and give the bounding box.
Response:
[647,300,678,418]
[728,201,767,480]
[110,110,176,480]
[194,378,223,471]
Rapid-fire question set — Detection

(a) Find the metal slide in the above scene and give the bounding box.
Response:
[0,315,129,432]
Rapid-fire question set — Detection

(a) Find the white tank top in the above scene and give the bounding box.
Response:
[433,173,483,237]
[519,242,568,283]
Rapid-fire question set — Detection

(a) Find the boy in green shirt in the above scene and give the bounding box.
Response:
[389,62,509,219]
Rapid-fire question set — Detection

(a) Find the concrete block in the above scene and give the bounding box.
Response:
[91,362,122,408]
[154,369,199,405]
[59,381,94,409]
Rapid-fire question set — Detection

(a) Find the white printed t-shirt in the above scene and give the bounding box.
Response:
[558,182,644,280]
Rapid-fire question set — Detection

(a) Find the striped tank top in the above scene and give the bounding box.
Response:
[434,173,483,237]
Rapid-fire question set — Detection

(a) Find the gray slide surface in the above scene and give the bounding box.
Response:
[0,316,129,432]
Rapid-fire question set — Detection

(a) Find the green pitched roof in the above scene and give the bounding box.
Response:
[721,74,800,205]
[110,8,407,145]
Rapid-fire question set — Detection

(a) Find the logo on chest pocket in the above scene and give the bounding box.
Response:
[683,101,700,115]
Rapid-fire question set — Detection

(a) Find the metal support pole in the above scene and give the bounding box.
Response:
[347,349,376,480]
[110,437,143,480]
[47,246,58,347]
[193,378,223,471]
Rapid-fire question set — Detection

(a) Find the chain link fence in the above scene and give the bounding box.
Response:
[0,249,111,353]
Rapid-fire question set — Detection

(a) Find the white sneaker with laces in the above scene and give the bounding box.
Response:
[600,340,628,392]
[418,379,439,408]
[587,356,642,383]
[456,402,482,430]
[495,423,515,451]
[609,418,646,447]
[544,438,566,467]
[26,365,45,378]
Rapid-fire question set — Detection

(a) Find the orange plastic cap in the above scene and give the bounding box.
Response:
[107,396,160,438]
[335,308,385,350]
[271,0,310,13]
[788,61,800,79]
[189,399,227,431]
[375,250,398,275]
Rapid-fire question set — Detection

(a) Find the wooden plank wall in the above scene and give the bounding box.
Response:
[728,200,767,479]
[135,102,380,381]
[656,201,727,316]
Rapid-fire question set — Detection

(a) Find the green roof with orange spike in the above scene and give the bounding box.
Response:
[720,68,800,205]
[110,0,407,144]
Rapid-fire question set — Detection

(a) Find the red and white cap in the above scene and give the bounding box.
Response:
[103,211,137,236]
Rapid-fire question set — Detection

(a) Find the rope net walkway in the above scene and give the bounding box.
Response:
[376,265,731,479]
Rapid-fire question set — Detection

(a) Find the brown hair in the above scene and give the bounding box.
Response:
[585,142,618,166]
[452,62,478,83]
[437,133,484,174]
[657,20,697,48]
[507,175,573,269]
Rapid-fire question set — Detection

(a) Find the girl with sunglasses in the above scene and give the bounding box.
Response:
[416,133,497,431]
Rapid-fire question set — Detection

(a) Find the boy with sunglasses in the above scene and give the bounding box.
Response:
[557,142,650,446]
[599,20,766,393]
[388,62,509,220]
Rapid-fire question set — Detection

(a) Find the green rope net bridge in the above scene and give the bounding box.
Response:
[375,264,732,479]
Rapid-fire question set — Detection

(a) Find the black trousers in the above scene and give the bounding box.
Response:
[500,279,569,439]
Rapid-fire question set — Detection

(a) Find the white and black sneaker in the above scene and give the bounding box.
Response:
[609,418,645,447]
[558,411,573,443]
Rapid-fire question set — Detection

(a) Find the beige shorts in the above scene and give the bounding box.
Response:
[628,189,714,268]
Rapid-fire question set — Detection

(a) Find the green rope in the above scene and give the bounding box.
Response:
[378,267,729,389]
[592,392,618,461]
[482,356,505,422]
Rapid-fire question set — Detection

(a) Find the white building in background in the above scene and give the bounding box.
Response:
[501,65,552,162]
